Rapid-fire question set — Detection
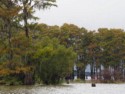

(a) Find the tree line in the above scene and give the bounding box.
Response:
[82,28,125,82]
[0,0,125,85]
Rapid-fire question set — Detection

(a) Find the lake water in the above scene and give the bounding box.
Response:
[0,83,125,94]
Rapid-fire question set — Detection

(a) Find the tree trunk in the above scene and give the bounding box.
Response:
[99,65,102,80]
[24,72,34,85]
[91,62,94,79]
[7,19,13,61]
[23,0,29,38]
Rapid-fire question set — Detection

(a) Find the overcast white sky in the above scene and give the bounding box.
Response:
[35,0,125,30]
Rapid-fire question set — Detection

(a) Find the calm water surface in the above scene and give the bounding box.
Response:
[0,83,125,94]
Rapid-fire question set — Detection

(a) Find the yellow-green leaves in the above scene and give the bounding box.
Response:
[33,37,76,84]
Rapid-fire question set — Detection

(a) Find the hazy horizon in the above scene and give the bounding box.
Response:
[35,0,125,30]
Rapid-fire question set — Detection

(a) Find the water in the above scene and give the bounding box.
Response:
[0,83,125,94]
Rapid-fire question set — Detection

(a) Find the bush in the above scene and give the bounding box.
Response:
[33,37,77,85]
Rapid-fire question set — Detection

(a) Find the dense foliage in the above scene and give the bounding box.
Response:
[0,0,78,85]
[0,0,125,85]
[82,29,125,82]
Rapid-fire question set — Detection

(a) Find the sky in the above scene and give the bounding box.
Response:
[35,0,125,30]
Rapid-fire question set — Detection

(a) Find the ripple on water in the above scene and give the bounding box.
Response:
[0,83,125,94]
